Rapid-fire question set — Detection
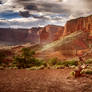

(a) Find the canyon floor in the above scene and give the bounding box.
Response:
[0,68,92,92]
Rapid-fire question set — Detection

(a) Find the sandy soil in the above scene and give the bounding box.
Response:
[0,68,92,92]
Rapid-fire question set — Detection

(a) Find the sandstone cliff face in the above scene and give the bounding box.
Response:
[0,28,41,45]
[55,15,92,58]
[0,25,64,45]
[39,25,64,44]
[25,27,41,44]
[63,15,92,39]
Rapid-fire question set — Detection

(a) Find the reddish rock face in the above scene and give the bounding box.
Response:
[0,28,41,45]
[26,27,41,44]
[63,15,92,39]
[0,25,64,45]
[39,25,64,44]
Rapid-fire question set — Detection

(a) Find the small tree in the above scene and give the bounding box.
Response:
[0,50,7,65]
[21,48,35,59]
[13,47,44,69]
[13,48,35,68]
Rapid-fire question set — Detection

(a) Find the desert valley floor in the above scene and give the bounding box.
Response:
[0,68,92,92]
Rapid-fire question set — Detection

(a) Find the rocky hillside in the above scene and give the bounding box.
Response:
[39,25,64,44]
[0,28,41,45]
[63,15,92,40]
[36,15,92,59]
[0,15,92,48]
[0,25,64,45]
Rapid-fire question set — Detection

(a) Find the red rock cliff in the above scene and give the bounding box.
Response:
[0,28,41,45]
[39,25,64,44]
[63,15,92,39]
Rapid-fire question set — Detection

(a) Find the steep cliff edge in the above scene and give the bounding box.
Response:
[37,15,92,59]
[0,25,64,45]
[63,15,92,40]
[0,28,41,45]
[39,25,64,44]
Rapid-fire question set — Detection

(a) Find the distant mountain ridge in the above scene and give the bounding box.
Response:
[0,15,92,47]
[0,25,64,45]
[0,28,40,45]
[63,15,92,40]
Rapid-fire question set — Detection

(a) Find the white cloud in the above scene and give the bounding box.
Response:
[0,14,66,28]
[8,17,39,22]
[62,0,92,18]
[0,0,92,28]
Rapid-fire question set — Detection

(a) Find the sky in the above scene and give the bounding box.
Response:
[0,0,92,28]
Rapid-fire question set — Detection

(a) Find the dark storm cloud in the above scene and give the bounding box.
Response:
[0,1,2,4]
[19,11,30,17]
[1,0,92,15]
[16,0,70,14]
[14,0,92,18]
[0,0,92,28]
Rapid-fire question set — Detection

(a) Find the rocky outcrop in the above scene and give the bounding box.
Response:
[0,28,41,45]
[39,25,64,44]
[63,15,92,40]
[0,25,64,45]
[26,27,41,44]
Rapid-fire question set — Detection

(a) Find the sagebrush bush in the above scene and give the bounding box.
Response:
[0,50,7,65]
[29,65,45,70]
[82,69,92,75]
[48,58,60,66]
[48,58,78,67]
[21,48,35,58]
[13,55,46,69]
[13,47,46,69]
[70,71,75,76]
[86,59,92,64]
[62,60,78,67]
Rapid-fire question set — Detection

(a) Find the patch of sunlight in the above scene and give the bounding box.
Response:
[41,31,83,51]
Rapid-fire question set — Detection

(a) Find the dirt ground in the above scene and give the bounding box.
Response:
[0,68,92,92]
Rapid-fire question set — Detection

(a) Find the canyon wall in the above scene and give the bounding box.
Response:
[0,25,64,45]
[1,15,92,46]
[0,28,41,45]
[39,25,64,44]
[63,15,92,39]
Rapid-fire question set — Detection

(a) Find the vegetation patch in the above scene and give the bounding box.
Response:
[12,47,46,69]
[28,65,45,70]
[48,58,78,66]
[82,69,92,75]
[86,59,92,64]
[61,60,78,67]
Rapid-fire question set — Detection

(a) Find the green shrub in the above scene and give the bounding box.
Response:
[13,56,43,68]
[86,59,92,64]
[70,71,75,76]
[0,51,7,65]
[30,58,46,67]
[52,65,65,69]
[13,56,26,68]
[48,58,60,66]
[28,65,45,70]
[12,48,37,68]
[13,47,46,69]
[48,58,78,67]
[21,48,35,58]
[82,69,92,75]
[62,60,78,67]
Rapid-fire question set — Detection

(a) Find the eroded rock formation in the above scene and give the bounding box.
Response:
[63,15,92,40]
[0,25,64,45]
[39,25,64,44]
[0,28,41,45]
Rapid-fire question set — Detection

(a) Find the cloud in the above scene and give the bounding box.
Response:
[62,0,92,18]
[0,0,92,28]
[0,15,66,28]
